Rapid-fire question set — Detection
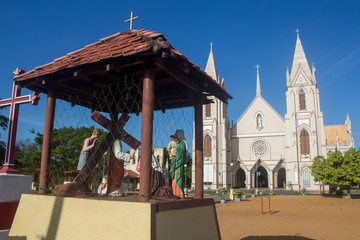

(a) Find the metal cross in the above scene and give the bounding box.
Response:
[255,64,260,72]
[296,29,300,36]
[124,11,139,30]
[0,68,40,173]
[210,42,214,51]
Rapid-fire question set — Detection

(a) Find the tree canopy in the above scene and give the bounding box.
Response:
[310,148,360,197]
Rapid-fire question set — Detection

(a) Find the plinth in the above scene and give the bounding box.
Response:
[9,194,221,240]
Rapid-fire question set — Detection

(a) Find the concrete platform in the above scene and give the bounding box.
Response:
[9,194,221,240]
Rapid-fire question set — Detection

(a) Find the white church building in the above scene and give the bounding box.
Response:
[192,33,355,193]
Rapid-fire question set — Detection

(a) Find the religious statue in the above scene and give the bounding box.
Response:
[107,138,136,196]
[77,129,101,171]
[165,134,177,172]
[169,129,188,198]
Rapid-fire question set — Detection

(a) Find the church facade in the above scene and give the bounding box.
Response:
[192,33,355,192]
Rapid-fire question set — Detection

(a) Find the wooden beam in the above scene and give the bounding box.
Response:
[154,58,199,92]
[90,111,141,149]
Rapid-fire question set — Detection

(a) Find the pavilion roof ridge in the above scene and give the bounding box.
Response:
[13,29,232,106]
[14,30,167,82]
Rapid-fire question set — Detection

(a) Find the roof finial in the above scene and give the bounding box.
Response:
[296,28,300,37]
[210,42,213,51]
[256,64,261,96]
[124,11,139,30]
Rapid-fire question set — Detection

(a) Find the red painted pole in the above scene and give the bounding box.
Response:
[39,89,56,195]
[194,94,203,199]
[139,61,155,202]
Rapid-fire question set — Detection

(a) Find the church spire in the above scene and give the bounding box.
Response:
[290,29,312,83]
[205,42,219,82]
[256,64,261,96]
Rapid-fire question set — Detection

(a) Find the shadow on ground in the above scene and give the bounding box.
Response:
[242,236,314,240]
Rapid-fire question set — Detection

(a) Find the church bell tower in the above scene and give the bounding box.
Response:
[192,43,231,189]
[284,30,327,191]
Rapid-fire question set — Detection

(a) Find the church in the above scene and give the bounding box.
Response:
[192,33,355,193]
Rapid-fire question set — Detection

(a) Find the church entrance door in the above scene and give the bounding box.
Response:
[277,168,286,188]
[255,166,268,188]
[235,168,246,188]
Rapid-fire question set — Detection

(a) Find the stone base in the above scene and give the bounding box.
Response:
[9,194,221,240]
[0,174,32,240]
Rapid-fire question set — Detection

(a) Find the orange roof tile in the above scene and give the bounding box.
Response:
[14,30,166,81]
[324,125,349,145]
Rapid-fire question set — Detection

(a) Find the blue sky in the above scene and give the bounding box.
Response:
[0,0,359,148]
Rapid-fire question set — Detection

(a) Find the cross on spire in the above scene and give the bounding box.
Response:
[256,64,261,96]
[124,11,139,30]
[296,28,300,36]
[210,42,213,51]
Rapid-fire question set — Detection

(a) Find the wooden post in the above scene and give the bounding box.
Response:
[140,61,155,202]
[194,94,203,199]
[261,196,263,214]
[268,196,271,214]
[39,88,56,194]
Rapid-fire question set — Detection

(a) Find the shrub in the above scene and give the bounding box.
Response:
[333,188,344,196]
[233,189,245,198]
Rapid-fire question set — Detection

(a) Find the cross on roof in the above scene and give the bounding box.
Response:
[296,28,300,36]
[124,11,139,30]
[210,42,213,51]
[0,69,40,173]
[255,64,260,72]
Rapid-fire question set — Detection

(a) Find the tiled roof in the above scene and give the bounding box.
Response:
[14,30,168,81]
[324,125,349,145]
[13,29,231,110]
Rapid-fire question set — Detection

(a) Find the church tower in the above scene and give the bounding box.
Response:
[284,31,327,191]
[192,44,231,189]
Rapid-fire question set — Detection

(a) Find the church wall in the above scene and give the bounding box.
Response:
[194,34,350,193]
[233,97,285,136]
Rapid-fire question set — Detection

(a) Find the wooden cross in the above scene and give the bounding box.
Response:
[0,69,40,174]
[124,11,139,30]
[91,111,141,193]
[74,112,140,183]
[90,111,140,150]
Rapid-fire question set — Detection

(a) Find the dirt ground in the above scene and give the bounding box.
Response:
[215,195,360,240]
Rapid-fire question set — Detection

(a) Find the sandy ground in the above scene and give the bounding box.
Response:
[215,195,360,240]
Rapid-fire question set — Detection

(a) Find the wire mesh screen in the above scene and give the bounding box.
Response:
[42,81,194,199]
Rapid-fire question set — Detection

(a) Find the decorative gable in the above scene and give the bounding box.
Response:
[292,68,311,86]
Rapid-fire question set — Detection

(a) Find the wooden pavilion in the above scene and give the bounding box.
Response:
[10,29,232,240]
[14,29,231,201]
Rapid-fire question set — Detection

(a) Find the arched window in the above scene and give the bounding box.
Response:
[302,166,311,188]
[299,89,306,110]
[256,114,263,128]
[205,104,211,117]
[204,135,212,157]
[300,129,310,154]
